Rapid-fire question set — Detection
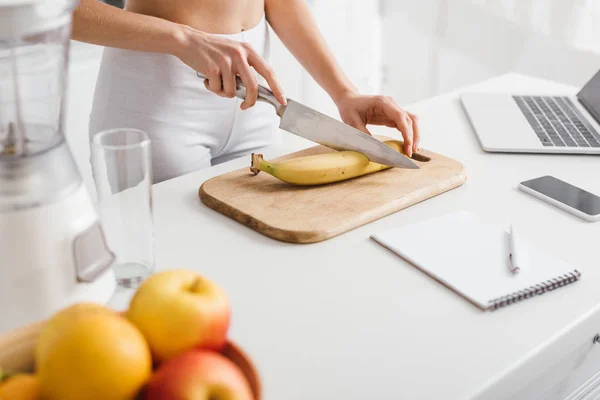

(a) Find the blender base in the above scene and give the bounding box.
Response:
[67,267,117,310]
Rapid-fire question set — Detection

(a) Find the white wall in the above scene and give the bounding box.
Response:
[270,0,381,118]
[381,0,600,105]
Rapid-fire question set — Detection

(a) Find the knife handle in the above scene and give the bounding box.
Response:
[196,72,285,117]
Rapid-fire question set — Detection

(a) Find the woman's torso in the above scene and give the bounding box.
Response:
[91,0,277,183]
[125,0,265,34]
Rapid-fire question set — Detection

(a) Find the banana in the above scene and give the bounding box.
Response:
[250,140,430,186]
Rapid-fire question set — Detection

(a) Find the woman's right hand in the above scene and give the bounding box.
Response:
[174,25,287,110]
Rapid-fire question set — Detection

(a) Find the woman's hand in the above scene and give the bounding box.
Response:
[335,92,420,157]
[175,25,287,110]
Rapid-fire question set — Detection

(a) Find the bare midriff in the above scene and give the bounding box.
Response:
[125,0,265,34]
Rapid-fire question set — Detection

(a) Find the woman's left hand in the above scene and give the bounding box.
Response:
[335,92,420,157]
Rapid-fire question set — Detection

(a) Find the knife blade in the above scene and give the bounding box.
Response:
[196,72,419,169]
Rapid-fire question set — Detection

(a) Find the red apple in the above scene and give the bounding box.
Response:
[143,350,254,400]
[127,270,230,362]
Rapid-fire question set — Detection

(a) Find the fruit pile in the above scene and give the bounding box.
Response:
[0,270,255,400]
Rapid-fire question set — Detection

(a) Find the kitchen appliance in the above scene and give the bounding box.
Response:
[199,136,466,243]
[196,72,419,169]
[0,0,116,333]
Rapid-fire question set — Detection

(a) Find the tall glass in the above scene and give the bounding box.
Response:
[91,128,154,288]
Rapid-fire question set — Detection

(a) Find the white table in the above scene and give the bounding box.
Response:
[110,73,600,399]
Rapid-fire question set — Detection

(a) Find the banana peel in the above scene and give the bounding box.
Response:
[250,140,430,186]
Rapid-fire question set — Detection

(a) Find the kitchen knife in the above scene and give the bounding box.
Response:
[196,72,419,169]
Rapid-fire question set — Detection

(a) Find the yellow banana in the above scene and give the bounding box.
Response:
[250,140,429,186]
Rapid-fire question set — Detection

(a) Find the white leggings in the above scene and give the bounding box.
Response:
[89,15,279,183]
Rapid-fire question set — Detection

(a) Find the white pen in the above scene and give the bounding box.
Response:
[508,224,521,274]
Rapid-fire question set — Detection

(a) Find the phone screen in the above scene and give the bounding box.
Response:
[521,176,600,216]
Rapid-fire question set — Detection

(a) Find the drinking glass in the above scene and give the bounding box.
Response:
[91,128,154,288]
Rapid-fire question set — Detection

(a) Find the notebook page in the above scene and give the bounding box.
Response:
[372,211,580,310]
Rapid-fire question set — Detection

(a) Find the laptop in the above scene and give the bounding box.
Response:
[460,69,600,154]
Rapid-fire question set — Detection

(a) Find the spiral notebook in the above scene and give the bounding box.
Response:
[371,210,582,311]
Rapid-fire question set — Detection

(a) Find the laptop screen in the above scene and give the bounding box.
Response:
[577,69,600,124]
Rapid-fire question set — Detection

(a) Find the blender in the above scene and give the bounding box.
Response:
[0,0,116,333]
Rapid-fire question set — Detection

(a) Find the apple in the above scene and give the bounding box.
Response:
[143,350,254,400]
[127,269,230,362]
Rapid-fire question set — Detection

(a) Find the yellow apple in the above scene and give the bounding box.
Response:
[127,269,231,362]
[143,350,253,400]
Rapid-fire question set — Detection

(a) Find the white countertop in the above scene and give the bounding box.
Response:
[109,73,600,399]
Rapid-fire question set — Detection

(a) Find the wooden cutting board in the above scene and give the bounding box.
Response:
[199,140,467,244]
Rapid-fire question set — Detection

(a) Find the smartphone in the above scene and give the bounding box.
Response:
[518,175,600,222]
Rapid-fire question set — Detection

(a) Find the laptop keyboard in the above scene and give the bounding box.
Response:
[513,95,600,147]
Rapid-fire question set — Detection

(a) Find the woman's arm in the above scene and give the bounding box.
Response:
[71,0,285,109]
[72,0,186,55]
[263,0,354,105]
[265,0,419,155]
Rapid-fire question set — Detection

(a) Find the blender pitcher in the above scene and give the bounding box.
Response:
[0,0,72,157]
[0,0,117,333]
